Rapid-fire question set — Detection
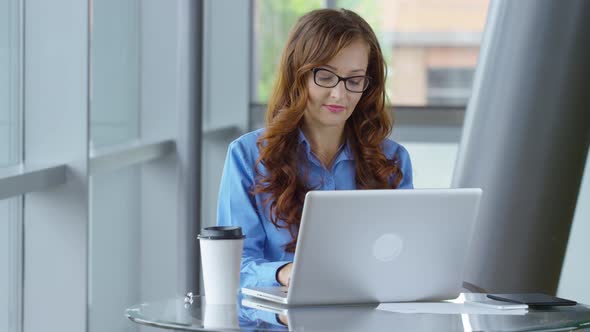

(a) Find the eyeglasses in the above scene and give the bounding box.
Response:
[311,68,371,93]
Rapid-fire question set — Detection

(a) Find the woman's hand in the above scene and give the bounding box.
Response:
[277,263,293,286]
[277,313,289,326]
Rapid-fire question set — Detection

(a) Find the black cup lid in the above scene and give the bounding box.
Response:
[198,226,245,240]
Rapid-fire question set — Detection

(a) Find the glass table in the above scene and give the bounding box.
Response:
[126,294,590,331]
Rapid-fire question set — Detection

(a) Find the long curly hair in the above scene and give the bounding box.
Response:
[253,8,403,253]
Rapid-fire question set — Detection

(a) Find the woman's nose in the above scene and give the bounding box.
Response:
[329,80,347,99]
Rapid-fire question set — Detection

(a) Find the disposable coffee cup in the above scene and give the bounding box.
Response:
[198,226,245,304]
[202,303,239,330]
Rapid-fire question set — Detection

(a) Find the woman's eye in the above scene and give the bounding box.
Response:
[348,79,362,86]
[317,76,334,82]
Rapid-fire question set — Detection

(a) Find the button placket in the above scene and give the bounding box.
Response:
[325,173,335,189]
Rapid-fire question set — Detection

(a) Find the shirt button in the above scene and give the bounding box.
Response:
[326,177,334,189]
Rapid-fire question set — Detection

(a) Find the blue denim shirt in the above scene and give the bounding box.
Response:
[217,128,413,288]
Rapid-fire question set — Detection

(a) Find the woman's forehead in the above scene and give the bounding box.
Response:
[322,39,370,74]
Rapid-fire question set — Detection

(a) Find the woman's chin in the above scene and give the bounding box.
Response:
[317,119,347,129]
[318,113,350,128]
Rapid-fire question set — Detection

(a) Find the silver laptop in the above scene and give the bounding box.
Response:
[241,188,482,306]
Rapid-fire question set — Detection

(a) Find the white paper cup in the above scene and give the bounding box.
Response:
[198,226,245,305]
[202,303,239,330]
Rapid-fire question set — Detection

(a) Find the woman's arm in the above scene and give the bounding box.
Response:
[217,139,291,288]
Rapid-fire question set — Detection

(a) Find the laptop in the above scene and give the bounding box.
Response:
[241,188,482,306]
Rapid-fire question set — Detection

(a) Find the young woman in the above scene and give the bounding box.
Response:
[217,8,413,289]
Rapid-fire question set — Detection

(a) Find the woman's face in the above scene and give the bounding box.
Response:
[304,38,370,131]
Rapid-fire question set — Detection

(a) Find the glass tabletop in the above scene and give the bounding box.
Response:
[126,294,590,332]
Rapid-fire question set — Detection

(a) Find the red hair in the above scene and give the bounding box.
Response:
[254,9,403,252]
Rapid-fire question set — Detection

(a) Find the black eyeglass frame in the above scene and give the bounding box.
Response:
[311,68,371,93]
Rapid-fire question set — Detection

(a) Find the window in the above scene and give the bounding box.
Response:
[89,1,142,331]
[90,0,140,149]
[253,0,489,107]
[427,67,474,106]
[0,1,198,331]
[0,0,20,166]
[253,0,325,103]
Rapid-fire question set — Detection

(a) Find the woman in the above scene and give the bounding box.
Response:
[217,8,413,289]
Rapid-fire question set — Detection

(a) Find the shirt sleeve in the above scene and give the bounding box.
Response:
[239,306,287,329]
[396,145,414,189]
[217,140,291,288]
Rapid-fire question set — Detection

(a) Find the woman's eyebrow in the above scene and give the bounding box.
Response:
[323,64,366,74]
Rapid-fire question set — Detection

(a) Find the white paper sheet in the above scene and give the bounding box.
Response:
[375,302,527,315]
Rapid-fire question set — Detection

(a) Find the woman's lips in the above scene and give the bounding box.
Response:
[324,104,346,113]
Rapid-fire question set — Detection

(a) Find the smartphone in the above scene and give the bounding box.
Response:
[486,293,577,307]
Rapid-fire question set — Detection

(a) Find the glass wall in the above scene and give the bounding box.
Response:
[89,1,144,332]
[253,0,489,107]
[89,166,140,332]
[89,1,184,331]
[339,0,488,106]
[0,0,20,165]
[1,0,21,331]
[0,198,20,332]
[90,0,140,148]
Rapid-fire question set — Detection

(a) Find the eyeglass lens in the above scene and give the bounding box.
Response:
[314,69,369,92]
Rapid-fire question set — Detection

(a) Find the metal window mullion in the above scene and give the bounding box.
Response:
[0,137,174,199]
[89,139,175,175]
[0,165,67,201]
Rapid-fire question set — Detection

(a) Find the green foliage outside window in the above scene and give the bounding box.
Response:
[255,0,393,103]
[336,0,394,103]
[255,0,324,102]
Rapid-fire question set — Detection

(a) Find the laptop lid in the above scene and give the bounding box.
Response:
[287,188,482,305]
